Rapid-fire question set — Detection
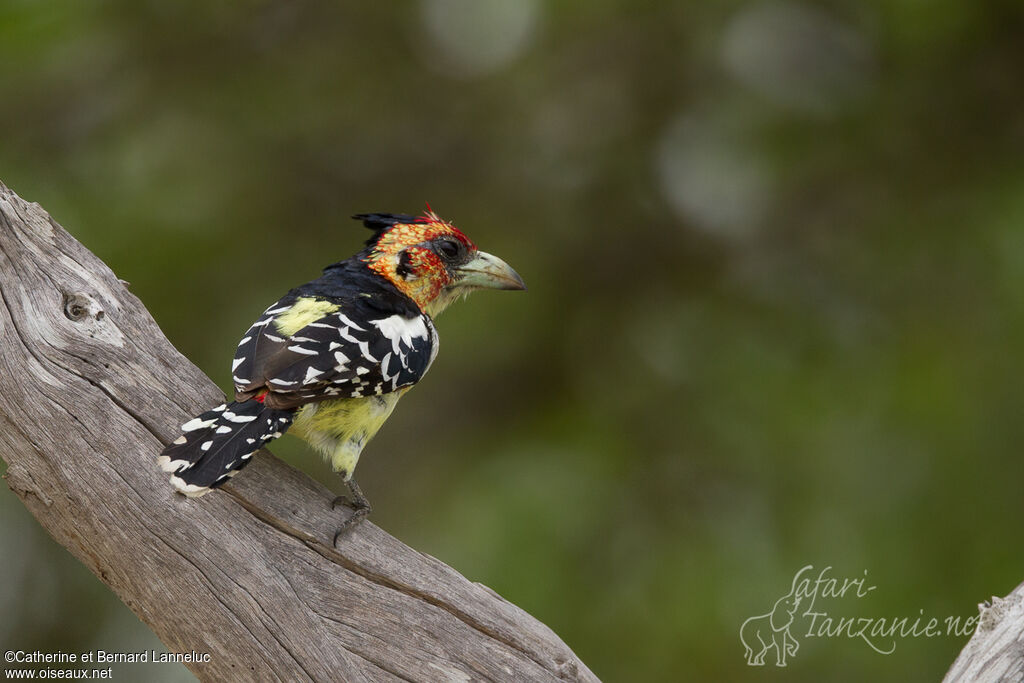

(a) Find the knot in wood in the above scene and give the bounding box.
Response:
[556,658,580,680]
[63,291,103,322]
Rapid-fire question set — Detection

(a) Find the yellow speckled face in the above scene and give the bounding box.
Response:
[363,212,476,311]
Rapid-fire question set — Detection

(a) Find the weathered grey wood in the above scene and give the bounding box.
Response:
[944,580,1024,682]
[0,180,597,683]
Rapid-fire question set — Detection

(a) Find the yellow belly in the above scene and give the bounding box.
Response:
[291,390,407,479]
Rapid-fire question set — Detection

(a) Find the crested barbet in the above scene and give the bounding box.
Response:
[158,211,526,542]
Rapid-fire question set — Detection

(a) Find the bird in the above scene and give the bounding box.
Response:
[157,209,525,543]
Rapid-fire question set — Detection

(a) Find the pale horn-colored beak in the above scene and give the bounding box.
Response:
[455,251,527,291]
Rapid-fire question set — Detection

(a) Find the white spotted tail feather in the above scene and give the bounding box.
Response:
[158,400,294,496]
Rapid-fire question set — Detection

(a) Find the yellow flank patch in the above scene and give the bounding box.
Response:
[291,391,407,479]
[274,297,339,336]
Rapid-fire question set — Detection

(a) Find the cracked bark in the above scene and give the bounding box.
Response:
[944,580,1024,682]
[0,180,598,683]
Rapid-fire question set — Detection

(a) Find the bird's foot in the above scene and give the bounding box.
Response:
[332,479,371,547]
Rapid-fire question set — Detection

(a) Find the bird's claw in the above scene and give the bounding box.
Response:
[331,479,371,547]
[332,507,370,546]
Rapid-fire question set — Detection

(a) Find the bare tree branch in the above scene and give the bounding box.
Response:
[0,180,597,682]
[944,582,1024,681]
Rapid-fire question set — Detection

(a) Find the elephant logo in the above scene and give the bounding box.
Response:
[740,575,803,667]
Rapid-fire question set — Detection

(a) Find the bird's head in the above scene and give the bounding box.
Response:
[355,210,526,317]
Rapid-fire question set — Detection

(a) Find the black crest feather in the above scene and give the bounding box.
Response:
[352,213,422,246]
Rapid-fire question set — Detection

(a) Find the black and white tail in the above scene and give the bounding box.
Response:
[158,400,294,496]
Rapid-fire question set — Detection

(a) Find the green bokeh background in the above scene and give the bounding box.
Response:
[2,1,1023,681]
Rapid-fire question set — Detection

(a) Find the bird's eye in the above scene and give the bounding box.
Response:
[436,239,461,259]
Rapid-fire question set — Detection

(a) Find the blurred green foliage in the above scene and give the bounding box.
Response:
[2,1,1023,680]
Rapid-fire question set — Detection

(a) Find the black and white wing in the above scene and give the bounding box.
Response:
[231,296,438,409]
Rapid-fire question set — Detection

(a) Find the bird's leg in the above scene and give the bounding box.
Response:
[332,478,371,545]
